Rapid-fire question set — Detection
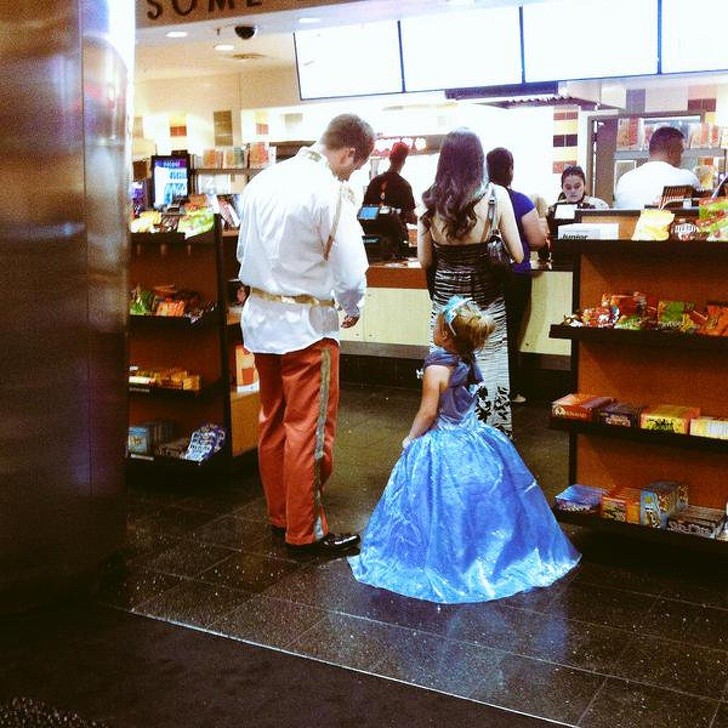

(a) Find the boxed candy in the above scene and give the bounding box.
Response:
[602,486,642,523]
[128,424,153,455]
[235,344,259,390]
[676,482,689,511]
[640,404,701,434]
[155,437,190,459]
[127,419,174,456]
[183,423,226,462]
[552,393,615,422]
[616,117,644,149]
[640,480,681,528]
[689,416,728,441]
[554,484,608,514]
[598,401,646,429]
[667,506,726,539]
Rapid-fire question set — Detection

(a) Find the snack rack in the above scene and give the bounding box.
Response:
[549,209,727,555]
[127,216,259,483]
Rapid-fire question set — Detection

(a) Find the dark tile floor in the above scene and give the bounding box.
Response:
[100,384,728,728]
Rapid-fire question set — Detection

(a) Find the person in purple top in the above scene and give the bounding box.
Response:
[486,147,547,404]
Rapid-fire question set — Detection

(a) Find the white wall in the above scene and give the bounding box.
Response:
[134,73,242,155]
[716,85,728,126]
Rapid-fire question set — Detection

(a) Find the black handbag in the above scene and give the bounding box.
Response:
[484,184,513,272]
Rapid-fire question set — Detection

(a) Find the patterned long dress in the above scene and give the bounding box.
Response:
[431,241,512,436]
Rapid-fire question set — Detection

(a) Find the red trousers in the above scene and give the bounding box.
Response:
[253,339,339,546]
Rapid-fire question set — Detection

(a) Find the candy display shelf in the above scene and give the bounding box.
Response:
[549,210,727,555]
[128,379,224,399]
[128,216,258,483]
[549,417,727,453]
[550,324,728,352]
[129,308,219,331]
[556,237,728,259]
[553,508,727,558]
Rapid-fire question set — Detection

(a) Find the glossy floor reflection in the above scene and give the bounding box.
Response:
[101,384,728,728]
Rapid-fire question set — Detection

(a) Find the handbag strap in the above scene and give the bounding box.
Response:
[482,183,498,242]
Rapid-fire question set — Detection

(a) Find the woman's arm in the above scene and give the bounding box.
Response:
[403,364,449,446]
[588,196,610,210]
[495,186,524,263]
[417,219,434,269]
[521,207,547,250]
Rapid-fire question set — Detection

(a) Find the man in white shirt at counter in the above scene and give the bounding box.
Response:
[614,126,700,209]
[237,113,375,557]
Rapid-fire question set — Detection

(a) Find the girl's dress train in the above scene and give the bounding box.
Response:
[349,349,580,604]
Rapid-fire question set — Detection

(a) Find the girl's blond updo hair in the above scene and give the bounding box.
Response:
[446,301,496,360]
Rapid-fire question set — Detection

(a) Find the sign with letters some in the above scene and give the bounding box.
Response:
[137,0,356,28]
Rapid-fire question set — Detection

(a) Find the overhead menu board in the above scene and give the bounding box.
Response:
[400,7,523,92]
[661,0,728,74]
[522,0,659,83]
[294,21,404,100]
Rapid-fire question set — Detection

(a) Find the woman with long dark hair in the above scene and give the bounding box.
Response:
[418,128,523,436]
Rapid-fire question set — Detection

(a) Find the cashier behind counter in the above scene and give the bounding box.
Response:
[357,204,410,262]
[363,142,417,226]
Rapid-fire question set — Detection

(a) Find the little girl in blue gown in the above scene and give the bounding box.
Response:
[348,296,580,604]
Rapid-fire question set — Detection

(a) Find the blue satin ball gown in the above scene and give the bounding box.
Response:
[348,348,580,604]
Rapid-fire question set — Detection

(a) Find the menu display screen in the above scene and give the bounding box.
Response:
[294,21,403,100]
[661,0,728,73]
[401,7,522,92]
[522,0,658,82]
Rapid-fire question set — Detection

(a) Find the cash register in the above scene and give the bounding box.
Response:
[546,200,604,264]
[357,204,409,262]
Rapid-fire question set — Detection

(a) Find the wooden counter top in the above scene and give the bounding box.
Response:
[366,256,566,288]
[366,259,427,289]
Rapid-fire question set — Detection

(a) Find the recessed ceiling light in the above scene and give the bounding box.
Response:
[298,17,321,24]
[166,30,188,38]
[215,43,234,51]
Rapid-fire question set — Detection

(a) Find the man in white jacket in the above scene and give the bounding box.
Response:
[237,114,375,556]
[614,126,700,209]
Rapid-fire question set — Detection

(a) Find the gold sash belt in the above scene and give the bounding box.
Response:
[250,287,334,307]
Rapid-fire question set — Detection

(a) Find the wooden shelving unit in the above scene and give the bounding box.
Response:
[127,217,258,482]
[554,509,727,557]
[549,324,728,352]
[554,237,728,259]
[549,210,727,554]
[549,417,728,454]
[221,229,260,458]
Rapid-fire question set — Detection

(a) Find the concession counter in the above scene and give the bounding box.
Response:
[339,258,572,385]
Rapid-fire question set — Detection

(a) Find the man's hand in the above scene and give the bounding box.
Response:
[341,314,360,328]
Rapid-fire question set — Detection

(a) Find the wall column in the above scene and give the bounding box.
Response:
[0,2,132,612]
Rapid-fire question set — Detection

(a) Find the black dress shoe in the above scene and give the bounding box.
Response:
[286,532,360,557]
[270,525,286,539]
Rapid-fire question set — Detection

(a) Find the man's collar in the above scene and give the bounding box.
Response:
[298,145,326,164]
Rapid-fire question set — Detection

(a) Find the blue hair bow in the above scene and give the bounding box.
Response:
[443,295,472,334]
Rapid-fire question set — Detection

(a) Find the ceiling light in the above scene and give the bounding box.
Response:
[166,30,188,38]
[215,43,234,51]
